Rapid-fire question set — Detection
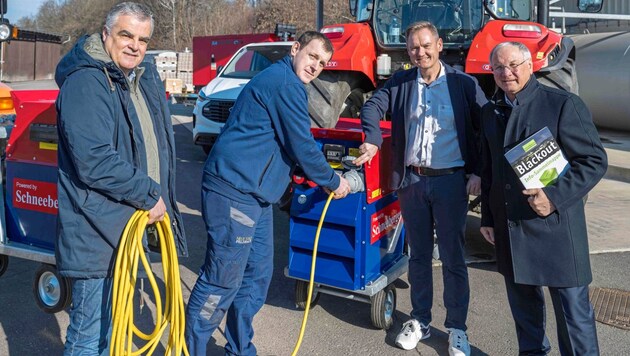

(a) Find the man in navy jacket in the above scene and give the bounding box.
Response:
[55,2,187,354]
[185,31,351,356]
[354,21,486,355]
[480,41,606,355]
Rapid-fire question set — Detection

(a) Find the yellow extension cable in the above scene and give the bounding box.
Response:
[111,211,189,356]
[291,192,335,356]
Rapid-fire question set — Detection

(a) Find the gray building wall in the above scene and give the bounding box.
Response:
[551,0,630,34]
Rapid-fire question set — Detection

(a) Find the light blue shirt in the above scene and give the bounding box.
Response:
[405,61,464,169]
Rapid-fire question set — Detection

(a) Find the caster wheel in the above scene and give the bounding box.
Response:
[33,264,72,314]
[295,279,320,310]
[371,284,396,329]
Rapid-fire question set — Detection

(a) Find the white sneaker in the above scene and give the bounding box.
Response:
[448,328,471,356]
[395,319,430,350]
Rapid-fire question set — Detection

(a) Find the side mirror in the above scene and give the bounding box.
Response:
[578,0,602,13]
[349,0,357,17]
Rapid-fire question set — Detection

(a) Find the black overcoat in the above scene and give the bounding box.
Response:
[480,78,607,287]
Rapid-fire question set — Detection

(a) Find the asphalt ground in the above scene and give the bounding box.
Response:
[0,101,628,355]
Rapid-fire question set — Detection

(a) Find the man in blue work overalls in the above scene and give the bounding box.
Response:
[185,31,351,356]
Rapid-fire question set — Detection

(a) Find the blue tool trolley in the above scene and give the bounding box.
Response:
[285,119,408,329]
[0,90,72,314]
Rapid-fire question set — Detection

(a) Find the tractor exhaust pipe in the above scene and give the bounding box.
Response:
[537,0,549,27]
[316,0,324,30]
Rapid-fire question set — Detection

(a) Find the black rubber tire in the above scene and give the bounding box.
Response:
[535,58,579,95]
[340,88,367,119]
[0,255,7,277]
[371,284,396,330]
[33,264,72,314]
[295,279,320,310]
[307,71,367,128]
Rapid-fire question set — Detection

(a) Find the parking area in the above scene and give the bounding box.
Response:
[0,102,628,355]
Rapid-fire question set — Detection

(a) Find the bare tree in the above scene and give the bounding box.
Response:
[254,0,351,33]
[17,0,351,52]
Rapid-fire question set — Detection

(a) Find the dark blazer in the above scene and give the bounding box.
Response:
[361,63,487,190]
[480,78,607,287]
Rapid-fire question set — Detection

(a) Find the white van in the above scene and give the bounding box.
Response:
[192,41,293,154]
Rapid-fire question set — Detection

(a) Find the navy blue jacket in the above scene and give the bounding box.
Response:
[480,78,607,287]
[203,55,340,204]
[360,63,487,190]
[55,35,187,278]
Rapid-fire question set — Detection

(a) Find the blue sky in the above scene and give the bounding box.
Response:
[4,0,46,21]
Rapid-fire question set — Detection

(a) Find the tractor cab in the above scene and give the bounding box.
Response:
[359,0,485,48]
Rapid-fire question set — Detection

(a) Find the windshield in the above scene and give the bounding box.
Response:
[486,0,531,20]
[373,0,484,46]
[221,45,291,79]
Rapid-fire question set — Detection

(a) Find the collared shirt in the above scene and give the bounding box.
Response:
[405,61,464,169]
[504,92,517,107]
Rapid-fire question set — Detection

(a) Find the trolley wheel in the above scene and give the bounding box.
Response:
[295,279,320,310]
[371,284,396,330]
[0,255,8,277]
[33,264,72,314]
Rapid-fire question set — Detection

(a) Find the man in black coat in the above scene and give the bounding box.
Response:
[480,41,607,355]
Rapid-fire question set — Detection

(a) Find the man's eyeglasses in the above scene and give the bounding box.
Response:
[491,59,529,74]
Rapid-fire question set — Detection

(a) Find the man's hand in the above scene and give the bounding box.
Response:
[480,226,495,245]
[352,142,378,166]
[148,197,166,224]
[466,174,481,196]
[523,188,556,217]
[332,176,351,200]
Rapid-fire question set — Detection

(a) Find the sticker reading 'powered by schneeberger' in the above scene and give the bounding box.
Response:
[504,126,569,189]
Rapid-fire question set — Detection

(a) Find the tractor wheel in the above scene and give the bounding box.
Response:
[340,88,368,119]
[307,72,367,128]
[371,284,396,330]
[536,58,579,95]
[33,264,72,314]
[295,279,320,310]
[0,255,8,277]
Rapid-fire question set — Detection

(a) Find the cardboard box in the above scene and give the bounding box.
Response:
[164,78,183,94]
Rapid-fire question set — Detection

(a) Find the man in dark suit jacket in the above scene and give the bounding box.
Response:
[480,41,607,355]
[354,21,487,355]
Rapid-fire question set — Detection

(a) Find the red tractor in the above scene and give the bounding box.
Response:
[307,0,602,127]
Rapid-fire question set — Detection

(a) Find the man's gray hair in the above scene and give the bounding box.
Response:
[489,42,531,63]
[104,2,154,35]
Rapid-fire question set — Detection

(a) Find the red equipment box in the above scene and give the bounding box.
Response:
[310,118,394,204]
[5,90,60,250]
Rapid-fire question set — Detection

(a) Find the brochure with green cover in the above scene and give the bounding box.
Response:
[504,126,569,189]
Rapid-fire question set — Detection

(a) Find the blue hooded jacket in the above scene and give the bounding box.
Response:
[55,35,187,278]
[203,55,340,204]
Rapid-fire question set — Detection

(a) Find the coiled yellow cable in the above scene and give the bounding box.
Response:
[291,192,334,356]
[111,211,189,356]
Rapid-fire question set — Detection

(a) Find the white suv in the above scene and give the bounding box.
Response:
[192,41,293,154]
